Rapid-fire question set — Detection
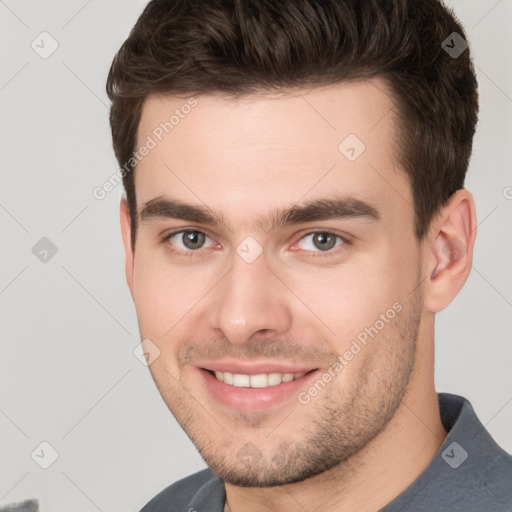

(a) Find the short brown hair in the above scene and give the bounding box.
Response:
[106,0,478,248]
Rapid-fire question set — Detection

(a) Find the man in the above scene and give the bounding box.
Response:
[106,0,512,510]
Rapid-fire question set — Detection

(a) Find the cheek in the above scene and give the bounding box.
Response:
[283,256,412,349]
[132,256,183,339]
[132,252,217,343]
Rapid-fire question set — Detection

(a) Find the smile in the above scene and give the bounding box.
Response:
[211,370,307,388]
[198,366,320,411]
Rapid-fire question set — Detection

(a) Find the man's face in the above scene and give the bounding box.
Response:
[124,80,426,486]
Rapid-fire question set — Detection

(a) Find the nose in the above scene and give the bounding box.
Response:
[207,251,293,345]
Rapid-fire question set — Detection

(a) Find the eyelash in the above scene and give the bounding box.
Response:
[159,229,350,259]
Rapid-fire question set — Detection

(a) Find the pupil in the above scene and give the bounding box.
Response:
[183,231,205,249]
[314,233,336,251]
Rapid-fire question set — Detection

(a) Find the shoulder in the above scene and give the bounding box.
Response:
[139,468,223,512]
[421,439,512,512]
[472,428,512,510]
[435,393,512,510]
[383,393,512,511]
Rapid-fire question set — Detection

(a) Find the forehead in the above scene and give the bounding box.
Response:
[134,79,412,230]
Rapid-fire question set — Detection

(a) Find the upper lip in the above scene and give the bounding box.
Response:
[197,359,318,375]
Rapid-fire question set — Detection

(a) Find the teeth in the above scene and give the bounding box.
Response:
[268,373,283,386]
[233,374,250,387]
[250,374,268,388]
[212,370,307,388]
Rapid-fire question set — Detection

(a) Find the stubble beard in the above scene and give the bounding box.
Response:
[156,289,421,488]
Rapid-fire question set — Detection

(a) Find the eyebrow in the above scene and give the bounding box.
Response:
[139,194,381,232]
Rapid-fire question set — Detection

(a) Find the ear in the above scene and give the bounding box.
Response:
[120,197,135,298]
[423,189,477,313]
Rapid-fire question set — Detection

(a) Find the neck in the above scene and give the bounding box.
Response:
[224,326,447,512]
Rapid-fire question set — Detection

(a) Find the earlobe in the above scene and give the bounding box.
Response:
[423,189,477,313]
[120,197,135,298]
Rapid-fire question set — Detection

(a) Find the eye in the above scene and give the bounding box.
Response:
[163,229,215,254]
[161,229,349,259]
[295,231,346,253]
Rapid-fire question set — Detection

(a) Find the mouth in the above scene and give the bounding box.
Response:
[206,369,309,388]
[197,364,320,412]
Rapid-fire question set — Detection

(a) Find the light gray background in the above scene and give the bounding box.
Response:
[1,1,511,510]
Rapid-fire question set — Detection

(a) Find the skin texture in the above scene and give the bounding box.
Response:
[120,79,477,511]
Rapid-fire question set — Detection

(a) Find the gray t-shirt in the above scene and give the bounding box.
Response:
[140,393,512,511]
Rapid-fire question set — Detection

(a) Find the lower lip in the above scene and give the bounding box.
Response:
[198,368,319,412]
